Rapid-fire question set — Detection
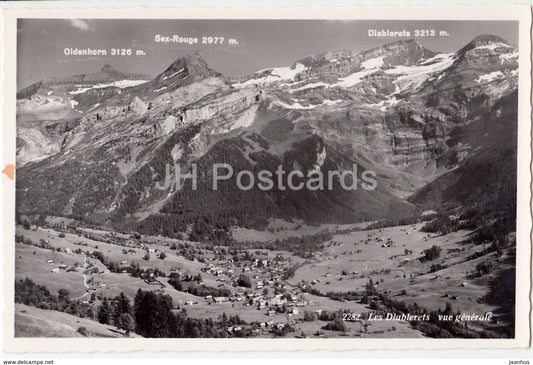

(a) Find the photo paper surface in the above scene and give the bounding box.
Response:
[2,6,531,352]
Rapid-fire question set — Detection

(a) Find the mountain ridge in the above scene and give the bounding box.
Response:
[17,64,151,99]
[15,34,518,241]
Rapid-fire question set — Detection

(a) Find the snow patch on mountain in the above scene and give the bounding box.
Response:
[153,86,168,93]
[386,53,456,92]
[290,81,329,92]
[476,71,504,83]
[333,56,389,88]
[361,56,384,70]
[366,96,400,111]
[233,63,307,87]
[18,95,67,110]
[69,79,148,95]
[476,42,513,51]
[87,103,100,112]
[275,100,316,110]
[275,99,342,110]
[322,99,343,106]
[334,69,378,88]
[500,52,518,64]
[266,63,307,80]
[163,68,185,80]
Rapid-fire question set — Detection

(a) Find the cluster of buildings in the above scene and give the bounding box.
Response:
[196,254,312,318]
[46,259,82,274]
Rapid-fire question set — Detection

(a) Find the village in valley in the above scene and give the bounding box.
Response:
[14,213,513,339]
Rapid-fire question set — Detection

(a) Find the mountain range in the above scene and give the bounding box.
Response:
[16,34,518,241]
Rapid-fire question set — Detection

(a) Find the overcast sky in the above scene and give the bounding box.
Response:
[17,19,518,90]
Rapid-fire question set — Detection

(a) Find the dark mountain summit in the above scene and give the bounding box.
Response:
[161,51,220,79]
[458,34,512,53]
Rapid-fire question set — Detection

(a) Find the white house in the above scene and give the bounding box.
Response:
[214,297,228,304]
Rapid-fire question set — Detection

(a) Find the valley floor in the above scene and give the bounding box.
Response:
[13,217,514,338]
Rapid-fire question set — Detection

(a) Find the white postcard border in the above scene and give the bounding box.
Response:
[1,5,531,353]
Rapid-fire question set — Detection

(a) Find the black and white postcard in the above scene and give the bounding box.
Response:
[1,6,531,352]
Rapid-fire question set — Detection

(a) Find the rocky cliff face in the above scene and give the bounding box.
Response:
[235,35,517,190]
[16,65,153,165]
[16,36,518,237]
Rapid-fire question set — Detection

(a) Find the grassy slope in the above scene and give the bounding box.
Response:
[288,223,511,333]
[15,303,140,338]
